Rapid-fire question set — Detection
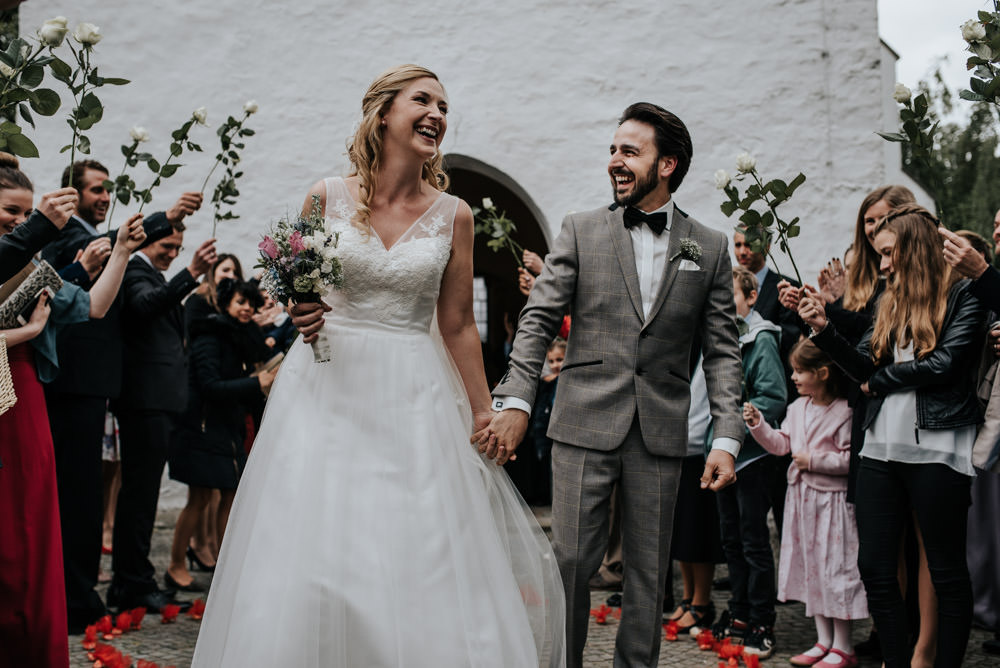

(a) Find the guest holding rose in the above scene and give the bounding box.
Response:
[800,205,985,668]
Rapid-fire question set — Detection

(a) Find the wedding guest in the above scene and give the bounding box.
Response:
[252,283,296,352]
[0,188,76,282]
[779,185,917,660]
[166,278,276,592]
[939,219,1000,656]
[801,205,985,668]
[711,266,786,659]
[0,151,145,666]
[746,339,866,668]
[40,159,203,631]
[182,253,245,569]
[108,219,216,614]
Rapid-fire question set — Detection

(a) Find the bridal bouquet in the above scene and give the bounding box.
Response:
[257,194,344,363]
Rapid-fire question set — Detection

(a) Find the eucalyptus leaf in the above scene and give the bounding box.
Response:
[29,88,60,116]
[7,132,38,158]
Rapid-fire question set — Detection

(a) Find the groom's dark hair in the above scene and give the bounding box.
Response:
[618,103,692,193]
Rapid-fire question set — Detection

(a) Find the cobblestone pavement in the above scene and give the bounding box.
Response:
[69,508,996,667]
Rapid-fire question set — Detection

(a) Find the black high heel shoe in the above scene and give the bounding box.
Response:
[679,602,716,636]
[186,546,216,573]
[164,571,206,593]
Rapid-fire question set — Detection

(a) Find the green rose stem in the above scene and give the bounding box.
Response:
[746,170,803,285]
[64,41,91,190]
[200,111,250,195]
[105,138,140,231]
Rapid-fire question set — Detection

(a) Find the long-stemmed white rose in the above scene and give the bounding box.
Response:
[718,155,806,283]
[50,20,128,187]
[203,101,259,236]
[104,126,155,229]
[136,110,206,214]
[0,21,67,158]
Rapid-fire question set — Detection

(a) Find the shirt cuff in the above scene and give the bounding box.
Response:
[492,395,532,416]
[710,437,741,458]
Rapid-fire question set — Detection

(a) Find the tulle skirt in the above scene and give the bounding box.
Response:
[191,318,565,667]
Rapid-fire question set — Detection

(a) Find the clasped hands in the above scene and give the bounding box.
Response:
[471,409,527,465]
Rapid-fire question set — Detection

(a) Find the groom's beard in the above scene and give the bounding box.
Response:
[612,162,660,208]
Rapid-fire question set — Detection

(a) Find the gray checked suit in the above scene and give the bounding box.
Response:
[494,202,743,667]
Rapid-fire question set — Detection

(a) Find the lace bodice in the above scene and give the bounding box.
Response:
[320,177,457,333]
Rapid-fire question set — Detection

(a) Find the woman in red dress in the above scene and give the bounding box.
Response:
[0,152,144,667]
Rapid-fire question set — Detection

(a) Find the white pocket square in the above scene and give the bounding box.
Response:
[678,259,701,271]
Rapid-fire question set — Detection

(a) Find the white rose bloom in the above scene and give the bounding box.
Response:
[892,83,912,104]
[482,197,494,209]
[243,100,258,114]
[714,169,731,190]
[37,17,69,47]
[0,62,15,79]
[129,126,150,143]
[72,23,102,47]
[321,261,333,275]
[735,152,756,174]
[192,107,208,125]
[962,19,987,43]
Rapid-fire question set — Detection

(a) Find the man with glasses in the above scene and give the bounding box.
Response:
[108,217,216,614]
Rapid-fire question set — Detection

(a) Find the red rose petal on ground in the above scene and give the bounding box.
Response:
[160,604,181,623]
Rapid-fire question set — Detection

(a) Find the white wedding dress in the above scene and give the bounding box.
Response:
[191,178,565,667]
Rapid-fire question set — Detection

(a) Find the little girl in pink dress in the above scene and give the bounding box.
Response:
[744,340,867,668]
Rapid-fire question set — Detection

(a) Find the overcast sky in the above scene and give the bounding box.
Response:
[878,0,994,98]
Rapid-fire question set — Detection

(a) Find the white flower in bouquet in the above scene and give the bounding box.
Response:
[72,22,102,47]
[892,83,912,104]
[714,169,731,190]
[243,100,258,114]
[38,17,69,47]
[962,19,987,43]
[735,152,756,174]
[129,126,150,143]
[482,197,494,209]
[0,62,15,79]
[192,107,208,125]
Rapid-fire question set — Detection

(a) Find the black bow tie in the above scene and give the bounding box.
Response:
[623,207,668,235]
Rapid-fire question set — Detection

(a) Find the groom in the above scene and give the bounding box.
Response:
[480,102,744,668]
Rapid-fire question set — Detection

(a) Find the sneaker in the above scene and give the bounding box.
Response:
[709,609,748,643]
[742,624,776,659]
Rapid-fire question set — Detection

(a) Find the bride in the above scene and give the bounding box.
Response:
[190,65,565,667]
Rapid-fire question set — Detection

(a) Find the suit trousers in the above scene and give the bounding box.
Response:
[45,389,108,625]
[551,417,682,668]
[111,409,174,596]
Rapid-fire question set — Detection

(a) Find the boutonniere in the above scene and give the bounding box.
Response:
[670,238,702,263]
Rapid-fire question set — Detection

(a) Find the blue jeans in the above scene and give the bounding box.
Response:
[717,456,776,626]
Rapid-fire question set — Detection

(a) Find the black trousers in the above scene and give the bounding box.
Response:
[45,389,108,625]
[854,458,973,668]
[717,456,777,626]
[110,409,174,596]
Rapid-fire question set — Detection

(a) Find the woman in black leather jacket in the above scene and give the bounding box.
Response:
[799,205,986,668]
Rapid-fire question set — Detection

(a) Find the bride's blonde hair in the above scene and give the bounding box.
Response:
[347,64,449,230]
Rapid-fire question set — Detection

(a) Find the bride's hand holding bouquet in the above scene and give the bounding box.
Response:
[257,194,343,363]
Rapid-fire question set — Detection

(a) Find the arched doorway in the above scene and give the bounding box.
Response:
[444,154,550,386]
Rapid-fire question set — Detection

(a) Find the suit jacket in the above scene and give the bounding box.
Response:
[755,267,805,362]
[115,255,198,413]
[40,212,171,398]
[0,210,60,283]
[494,203,744,456]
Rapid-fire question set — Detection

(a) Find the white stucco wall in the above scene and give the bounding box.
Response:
[20,0,901,286]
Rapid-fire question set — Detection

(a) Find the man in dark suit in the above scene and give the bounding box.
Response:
[40,160,203,629]
[108,221,216,612]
